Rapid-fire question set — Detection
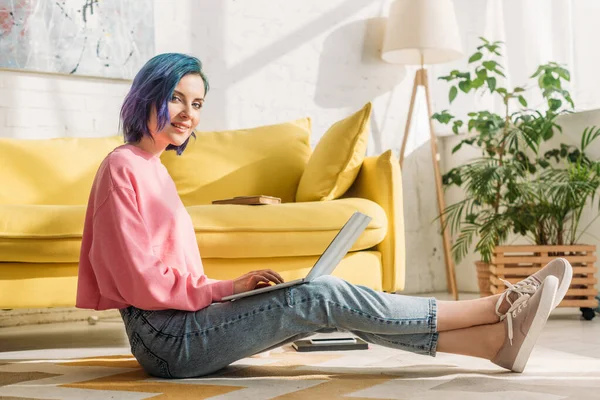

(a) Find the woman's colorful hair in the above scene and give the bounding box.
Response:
[120,53,210,155]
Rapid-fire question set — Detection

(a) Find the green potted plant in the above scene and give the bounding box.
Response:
[433,38,600,319]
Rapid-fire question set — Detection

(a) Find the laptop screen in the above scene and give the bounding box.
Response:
[305,212,372,281]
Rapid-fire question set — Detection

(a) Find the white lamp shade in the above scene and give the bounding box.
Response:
[382,0,463,65]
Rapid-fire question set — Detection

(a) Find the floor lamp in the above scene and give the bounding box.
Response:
[382,0,463,300]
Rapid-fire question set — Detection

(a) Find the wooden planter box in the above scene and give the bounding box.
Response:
[477,245,598,311]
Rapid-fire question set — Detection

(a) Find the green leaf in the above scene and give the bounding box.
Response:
[476,68,488,79]
[431,110,454,124]
[468,119,476,131]
[513,87,525,93]
[556,124,563,133]
[488,45,500,53]
[542,74,557,88]
[482,60,497,70]
[449,86,458,103]
[543,127,554,141]
[531,65,544,78]
[469,52,483,63]
[487,77,497,92]
[557,68,570,81]
[452,142,463,153]
[451,120,464,135]
[548,98,562,111]
[458,80,471,93]
[518,95,528,107]
[581,126,600,151]
[472,77,485,89]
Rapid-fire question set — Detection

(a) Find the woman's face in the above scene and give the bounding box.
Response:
[148,73,206,148]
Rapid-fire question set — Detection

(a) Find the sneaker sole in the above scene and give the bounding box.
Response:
[553,258,573,309]
[511,276,558,373]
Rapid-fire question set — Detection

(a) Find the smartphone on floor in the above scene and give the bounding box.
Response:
[292,337,368,352]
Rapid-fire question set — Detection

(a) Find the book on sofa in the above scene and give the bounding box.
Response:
[212,195,281,205]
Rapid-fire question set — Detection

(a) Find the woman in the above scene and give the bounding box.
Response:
[76,53,572,379]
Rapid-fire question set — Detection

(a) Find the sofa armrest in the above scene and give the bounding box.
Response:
[343,150,405,292]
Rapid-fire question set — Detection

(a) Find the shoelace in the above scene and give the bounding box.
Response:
[495,278,538,346]
[495,278,539,319]
[502,294,530,345]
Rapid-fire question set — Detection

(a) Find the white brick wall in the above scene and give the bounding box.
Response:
[0,71,129,138]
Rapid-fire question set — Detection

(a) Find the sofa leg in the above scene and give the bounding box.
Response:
[87,315,99,325]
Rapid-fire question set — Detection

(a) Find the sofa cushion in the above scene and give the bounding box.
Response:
[0,135,124,205]
[161,118,312,205]
[0,198,386,263]
[0,204,85,263]
[296,103,371,202]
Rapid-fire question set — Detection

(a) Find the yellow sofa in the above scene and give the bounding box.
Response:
[0,115,405,309]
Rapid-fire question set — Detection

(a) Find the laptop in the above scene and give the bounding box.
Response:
[220,211,372,302]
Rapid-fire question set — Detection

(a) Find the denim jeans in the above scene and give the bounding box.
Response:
[119,275,439,378]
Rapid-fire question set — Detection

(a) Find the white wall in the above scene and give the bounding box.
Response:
[0,73,128,139]
[2,0,600,302]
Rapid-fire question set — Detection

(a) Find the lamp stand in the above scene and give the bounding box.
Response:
[399,67,458,300]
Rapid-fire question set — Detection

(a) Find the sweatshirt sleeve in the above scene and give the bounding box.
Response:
[88,185,234,311]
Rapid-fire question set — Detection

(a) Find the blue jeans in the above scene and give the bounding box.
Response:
[119,276,439,378]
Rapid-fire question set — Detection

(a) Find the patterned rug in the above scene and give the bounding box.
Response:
[1,343,600,399]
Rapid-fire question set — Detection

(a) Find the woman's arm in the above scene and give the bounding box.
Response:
[89,186,233,311]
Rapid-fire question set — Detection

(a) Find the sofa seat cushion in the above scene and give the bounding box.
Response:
[0,198,386,263]
[0,204,85,262]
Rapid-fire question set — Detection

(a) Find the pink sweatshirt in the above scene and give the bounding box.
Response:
[76,144,234,311]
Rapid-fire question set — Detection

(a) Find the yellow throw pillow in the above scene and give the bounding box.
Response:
[295,103,371,202]
[161,118,312,205]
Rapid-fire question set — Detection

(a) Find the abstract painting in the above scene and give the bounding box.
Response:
[0,0,154,79]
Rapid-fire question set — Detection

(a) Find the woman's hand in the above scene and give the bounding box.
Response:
[233,269,285,294]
